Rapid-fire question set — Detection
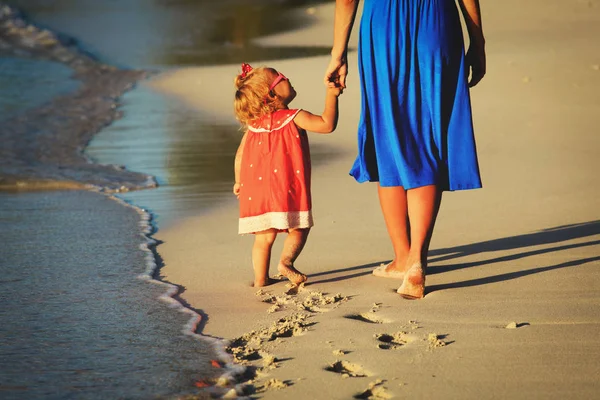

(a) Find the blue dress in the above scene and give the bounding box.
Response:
[350,0,482,191]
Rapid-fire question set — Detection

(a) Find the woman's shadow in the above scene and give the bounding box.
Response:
[309,220,600,293]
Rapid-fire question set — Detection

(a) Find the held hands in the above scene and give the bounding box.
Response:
[328,85,344,97]
[324,56,348,89]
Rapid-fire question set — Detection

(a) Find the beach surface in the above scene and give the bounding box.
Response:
[148,0,600,398]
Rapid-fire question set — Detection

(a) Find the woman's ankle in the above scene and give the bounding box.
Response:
[406,249,427,268]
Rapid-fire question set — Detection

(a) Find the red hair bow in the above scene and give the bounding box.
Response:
[240,63,253,78]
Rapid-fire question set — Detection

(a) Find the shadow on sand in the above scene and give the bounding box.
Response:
[308,221,600,293]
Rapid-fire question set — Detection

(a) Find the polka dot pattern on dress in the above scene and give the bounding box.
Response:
[239,109,311,234]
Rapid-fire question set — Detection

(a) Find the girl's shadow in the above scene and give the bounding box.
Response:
[309,220,600,291]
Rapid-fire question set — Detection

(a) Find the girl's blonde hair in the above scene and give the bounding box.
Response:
[234,66,286,126]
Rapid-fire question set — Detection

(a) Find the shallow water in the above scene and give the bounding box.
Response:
[0,57,79,121]
[85,85,242,225]
[6,0,333,70]
[0,191,218,399]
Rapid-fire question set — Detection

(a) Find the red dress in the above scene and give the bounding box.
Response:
[238,109,312,234]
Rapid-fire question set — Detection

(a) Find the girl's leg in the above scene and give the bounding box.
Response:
[398,184,442,299]
[376,184,410,272]
[252,228,278,287]
[277,228,310,285]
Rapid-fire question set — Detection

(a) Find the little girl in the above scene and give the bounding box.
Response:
[233,63,342,287]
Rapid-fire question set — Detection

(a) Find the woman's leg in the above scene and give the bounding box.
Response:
[406,185,442,267]
[277,228,310,285]
[377,184,410,272]
[398,184,442,298]
[252,228,278,287]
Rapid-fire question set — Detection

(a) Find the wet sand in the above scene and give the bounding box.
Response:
[149,1,600,398]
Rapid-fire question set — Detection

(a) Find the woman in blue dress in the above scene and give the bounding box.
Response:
[325,0,486,299]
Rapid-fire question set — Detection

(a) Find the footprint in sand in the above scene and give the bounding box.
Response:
[332,349,349,356]
[227,313,311,363]
[325,360,371,378]
[255,378,291,393]
[373,332,416,350]
[426,333,449,349]
[298,291,347,313]
[354,379,392,399]
[344,312,389,324]
[257,288,347,313]
[504,321,530,329]
[374,333,406,350]
[374,331,447,350]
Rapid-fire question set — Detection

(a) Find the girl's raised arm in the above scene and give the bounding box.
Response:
[294,87,341,134]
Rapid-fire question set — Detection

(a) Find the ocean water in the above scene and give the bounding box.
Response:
[5,0,334,70]
[0,57,79,120]
[86,84,242,226]
[0,0,333,398]
[0,191,220,399]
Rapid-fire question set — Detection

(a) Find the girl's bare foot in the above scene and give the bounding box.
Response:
[252,277,281,287]
[277,263,307,286]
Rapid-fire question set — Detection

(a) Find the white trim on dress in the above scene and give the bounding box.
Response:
[239,210,313,234]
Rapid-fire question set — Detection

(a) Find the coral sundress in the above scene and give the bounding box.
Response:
[238,109,313,234]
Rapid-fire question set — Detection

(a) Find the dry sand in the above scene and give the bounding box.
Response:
[147,1,600,398]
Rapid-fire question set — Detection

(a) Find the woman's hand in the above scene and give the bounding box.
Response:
[324,56,348,89]
[466,40,486,87]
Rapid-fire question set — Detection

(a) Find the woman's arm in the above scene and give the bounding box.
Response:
[456,0,486,87]
[233,131,248,196]
[324,0,360,88]
[457,0,484,41]
[294,87,342,134]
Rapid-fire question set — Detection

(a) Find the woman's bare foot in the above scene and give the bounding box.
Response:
[372,260,406,279]
[277,263,307,286]
[252,277,281,287]
[397,262,425,299]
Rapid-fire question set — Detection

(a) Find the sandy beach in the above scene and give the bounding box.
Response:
[148,1,600,398]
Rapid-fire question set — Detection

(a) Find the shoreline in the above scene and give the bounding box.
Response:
[109,195,248,398]
[0,4,238,398]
